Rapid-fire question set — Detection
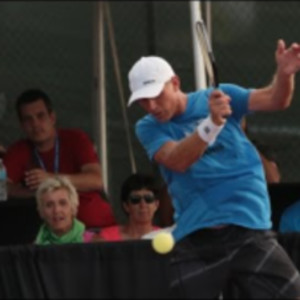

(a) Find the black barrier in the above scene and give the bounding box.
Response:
[0,197,42,246]
[0,241,171,299]
[0,234,299,299]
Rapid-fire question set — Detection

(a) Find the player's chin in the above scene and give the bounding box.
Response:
[153,114,170,123]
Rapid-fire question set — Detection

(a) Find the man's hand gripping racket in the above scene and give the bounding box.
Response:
[195,20,231,125]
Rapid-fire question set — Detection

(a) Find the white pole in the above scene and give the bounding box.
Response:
[93,2,108,192]
[189,1,207,89]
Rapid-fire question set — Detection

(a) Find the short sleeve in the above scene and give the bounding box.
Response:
[135,117,173,161]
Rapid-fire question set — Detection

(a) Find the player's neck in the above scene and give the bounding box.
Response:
[175,92,188,116]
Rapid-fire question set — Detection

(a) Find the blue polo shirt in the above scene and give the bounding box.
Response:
[136,83,272,241]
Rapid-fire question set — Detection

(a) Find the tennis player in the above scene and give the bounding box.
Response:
[127,40,300,298]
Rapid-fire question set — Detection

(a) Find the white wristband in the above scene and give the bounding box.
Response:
[197,115,224,145]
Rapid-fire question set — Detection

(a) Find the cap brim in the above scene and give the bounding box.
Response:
[127,82,164,107]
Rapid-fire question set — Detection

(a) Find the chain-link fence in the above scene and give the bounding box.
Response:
[212,1,300,184]
[0,1,300,221]
[0,1,94,145]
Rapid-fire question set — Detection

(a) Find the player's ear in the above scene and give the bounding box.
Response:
[171,75,180,91]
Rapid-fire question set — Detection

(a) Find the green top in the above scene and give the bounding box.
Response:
[35,218,85,245]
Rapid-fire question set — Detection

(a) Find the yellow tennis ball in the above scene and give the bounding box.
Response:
[152,232,175,254]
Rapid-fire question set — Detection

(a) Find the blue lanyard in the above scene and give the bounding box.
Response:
[34,136,60,173]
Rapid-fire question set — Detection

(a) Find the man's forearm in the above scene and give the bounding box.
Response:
[62,172,102,192]
[155,132,208,172]
[271,70,295,109]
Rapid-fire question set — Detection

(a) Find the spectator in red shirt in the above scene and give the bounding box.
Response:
[4,89,116,229]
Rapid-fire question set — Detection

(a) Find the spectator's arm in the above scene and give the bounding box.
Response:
[61,163,103,192]
[259,152,281,183]
[21,163,103,192]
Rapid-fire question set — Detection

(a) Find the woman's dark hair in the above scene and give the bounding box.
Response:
[16,89,53,120]
[120,172,160,203]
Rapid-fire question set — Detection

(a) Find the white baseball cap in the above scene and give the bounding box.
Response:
[127,56,175,106]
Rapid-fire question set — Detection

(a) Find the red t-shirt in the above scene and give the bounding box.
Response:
[4,128,116,228]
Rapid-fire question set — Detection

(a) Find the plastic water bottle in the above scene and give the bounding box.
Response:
[0,158,7,201]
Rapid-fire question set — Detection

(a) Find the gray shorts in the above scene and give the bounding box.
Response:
[169,225,300,299]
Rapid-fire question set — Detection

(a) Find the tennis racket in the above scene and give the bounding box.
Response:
[195,20,219,88]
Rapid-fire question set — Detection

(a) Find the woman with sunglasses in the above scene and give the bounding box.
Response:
[94,173,161,241]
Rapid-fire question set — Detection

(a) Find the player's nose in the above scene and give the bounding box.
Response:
[147,99,158,112]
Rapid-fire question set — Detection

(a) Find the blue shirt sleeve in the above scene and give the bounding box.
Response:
[135,116,172,161]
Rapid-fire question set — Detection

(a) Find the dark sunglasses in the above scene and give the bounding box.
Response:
[128,194,156,205]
